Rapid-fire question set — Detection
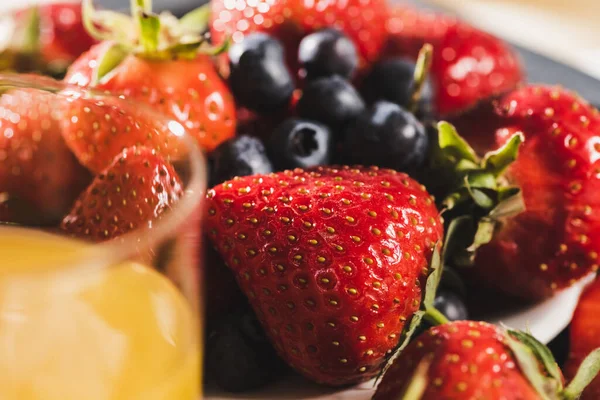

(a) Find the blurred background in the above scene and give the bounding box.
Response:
[3,0,598,80]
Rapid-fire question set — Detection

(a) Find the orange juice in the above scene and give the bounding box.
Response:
[0,226,200,400]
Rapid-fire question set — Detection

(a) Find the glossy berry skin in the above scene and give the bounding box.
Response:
[209,135,273,187]
[374,321,541,400]
[566,279,600,399]
[471,86,600,300]
[0,88,90,225]
[298,29,358,81]
[228,33,295,114]
[361,58,434,120]
[268,118,332,170]
[297,76,365,135]
[65,42,236,152]
[61,147,183,241]
[430,23,523,117]
[433,291,468,321]
[206,166,443,386]
[384,5,458,60]
[205,306,288,392]
[342,101,429,173]
[383,7,523,117]
[210,0,390,67]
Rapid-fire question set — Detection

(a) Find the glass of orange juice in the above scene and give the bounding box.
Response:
[0,74,206,400]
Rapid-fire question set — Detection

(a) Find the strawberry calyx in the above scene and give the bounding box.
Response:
[505,329,600,400]
[0,7,47,74]
[81,0,228,79]
[429,121,525,267]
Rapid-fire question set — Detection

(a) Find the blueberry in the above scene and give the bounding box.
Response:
[229,33,295,113]
[205,307,288,392]
[433,291,469,321]
[208,135,273,187]
[362,58,435,120]
[341,101,429,172]
[297,75,365,136]
[298,29,359,80]
[268,118,332,170]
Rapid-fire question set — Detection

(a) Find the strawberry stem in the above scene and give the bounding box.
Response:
[409,43,433,115]
[423,307,449,326]
[562,348,600,399]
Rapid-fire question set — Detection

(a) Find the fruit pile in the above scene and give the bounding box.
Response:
[3,0,600,398]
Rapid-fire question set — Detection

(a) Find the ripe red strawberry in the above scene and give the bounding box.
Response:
[64,1,236,153]
[374,321,600,400]
[61,146,183,241]
[60,85,188,173]
[205,166,443,385]
[205,244,245,319]
[4,3,96,77]
[465,86,600,300]
[37,2,97,70]
[0,87,90,225]
[210,0,390,68]
[384,5,458,60]
[383,8,523,117]
[431,23,524,117]
[566,279,600,400]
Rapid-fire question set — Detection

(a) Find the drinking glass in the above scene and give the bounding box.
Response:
[0,74,206,400]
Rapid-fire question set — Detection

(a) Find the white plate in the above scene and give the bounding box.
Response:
[205,278,591,400]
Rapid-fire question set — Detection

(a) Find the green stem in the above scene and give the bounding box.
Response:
[562,348,600,400]
[423,307,449,326]
[409,44,433,114]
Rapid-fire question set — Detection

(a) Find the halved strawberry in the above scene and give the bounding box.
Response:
[61,146,183,241]
[0,87,90,225]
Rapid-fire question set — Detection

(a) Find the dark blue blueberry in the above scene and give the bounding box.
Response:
[208,135,273,187]
[297,75,365,136]
[268,118,332,170]
[205,307,288,392]
[361,58,435,120]
[228,33,295,113]
[341,101,429,172]
[298,29,359,81]
[433,291,469,321]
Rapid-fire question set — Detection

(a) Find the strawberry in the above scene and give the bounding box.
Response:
[63,0,236,154]
[61,146,183,241]
[205,244,245,319]
[566,279,600,399]
[433,86,600,301]
[0,87,90,225]
[210,0,390,69]
[384,5,458,60]
[469,86,600,300]
[60,84,187,173]
[205,166,443,385]
[3,3,96,77]
[374,320,600,400]
[430,23,524,117]
[383,7,524,117]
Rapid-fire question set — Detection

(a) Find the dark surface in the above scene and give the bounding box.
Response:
[96,0,600,105]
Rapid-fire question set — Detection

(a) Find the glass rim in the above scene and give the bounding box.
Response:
[0,73,207,275]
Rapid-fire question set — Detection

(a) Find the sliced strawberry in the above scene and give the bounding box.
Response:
[61,146,183,241]
[206,166,442,385]
[0,87,90,225]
